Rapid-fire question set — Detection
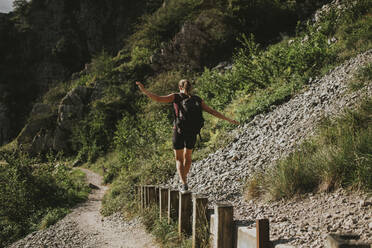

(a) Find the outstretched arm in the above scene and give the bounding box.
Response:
[136,81,175,103]
[201,101,240,125]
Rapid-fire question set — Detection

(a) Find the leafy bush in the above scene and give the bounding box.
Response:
[72,102,119,163]
[88,51,116,80]
[0,152,89,247]
[198,28,334,112]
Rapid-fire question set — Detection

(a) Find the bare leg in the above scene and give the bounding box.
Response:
[174,149,186,184]
[183,148,193,184]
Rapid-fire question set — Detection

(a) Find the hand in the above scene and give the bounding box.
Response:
[136,81,145,92]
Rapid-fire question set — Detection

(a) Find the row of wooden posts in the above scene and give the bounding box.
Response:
[136,185,272,248]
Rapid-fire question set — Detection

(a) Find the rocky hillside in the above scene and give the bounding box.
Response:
[169,50,372,247]
[0,0,157,143]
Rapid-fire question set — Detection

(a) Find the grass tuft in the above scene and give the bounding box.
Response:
[349,62,372,91]
[245,97,372,200]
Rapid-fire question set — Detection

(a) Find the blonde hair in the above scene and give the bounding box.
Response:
[178,79,192,95]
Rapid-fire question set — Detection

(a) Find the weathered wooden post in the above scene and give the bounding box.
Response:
[136,186,141,210]
[179,191,192,236]
[168,189,179,224]
[159,187,169,219]
[192,194,209,248]
[155,186,160,205]
[256,219,271,248]
[143,186,149,208]
[140,185,145,210]
[148,186,156,206]
[214,203,233,248]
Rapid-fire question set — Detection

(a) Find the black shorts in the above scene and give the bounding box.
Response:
[172,129,197,150]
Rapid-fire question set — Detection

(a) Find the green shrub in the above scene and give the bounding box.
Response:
[350,63,372,90]
[198,28,334,112]
[0,152,89,247]
[39,208,70,229]
[88,51,116,81]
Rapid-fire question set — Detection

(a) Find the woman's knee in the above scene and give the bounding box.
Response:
[184,156,192,165]
[174,149,184,164]
[175,155,184,165]
[184,149,192,164]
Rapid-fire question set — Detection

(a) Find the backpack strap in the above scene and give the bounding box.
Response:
[173,93,181,117]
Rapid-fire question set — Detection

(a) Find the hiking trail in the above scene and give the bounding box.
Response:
[9,168,158,248]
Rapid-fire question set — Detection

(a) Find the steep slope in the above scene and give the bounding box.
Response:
[168,50,372,246]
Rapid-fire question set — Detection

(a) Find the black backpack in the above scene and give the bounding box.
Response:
[173,93,204,135]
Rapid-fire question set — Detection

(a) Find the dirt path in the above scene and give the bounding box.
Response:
[9,168,158,248]
[68,168,158,248]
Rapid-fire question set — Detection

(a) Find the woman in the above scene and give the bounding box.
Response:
[136,79,239,191]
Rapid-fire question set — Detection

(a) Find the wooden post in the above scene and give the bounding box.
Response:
[136,186,141,210]
[144,186,149,208]
[256,219,271,248]
[148,186,156,206]
[140,186,145,210]
[159,187,169,219]
[214,203,233,248]
[192,194,209,248]
[155,186,160,205]
[168,189,179,224]
[179,191,192,236]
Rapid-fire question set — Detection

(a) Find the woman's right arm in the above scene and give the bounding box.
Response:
[136,81,175,103]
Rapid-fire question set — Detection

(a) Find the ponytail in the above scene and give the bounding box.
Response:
[178,79,192,95]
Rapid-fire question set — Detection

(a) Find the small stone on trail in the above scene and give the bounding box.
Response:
[89,183,99,189]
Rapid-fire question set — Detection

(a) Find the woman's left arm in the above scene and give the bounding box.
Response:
[201,101,240,125]
[136,81,175,103]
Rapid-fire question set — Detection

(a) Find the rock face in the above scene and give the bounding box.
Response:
[16,103,55,153]
[0,0,153,143]
[57,86,93,132]
[53,85,94,152]
[16,85,96,154]
[0,103,10,146]
[168,50,372,247]
[152,9,235,71]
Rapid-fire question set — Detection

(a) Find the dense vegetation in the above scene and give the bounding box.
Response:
[1,0,372,245]
[0,152,90,247]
